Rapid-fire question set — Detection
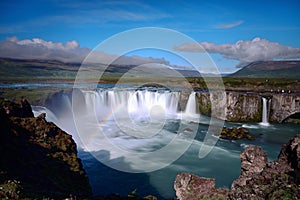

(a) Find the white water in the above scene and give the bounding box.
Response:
[260,97,270,126]
[32,88,300,198]
[85,89,181,121]
[184,92,198,117]
[34,88,201,156]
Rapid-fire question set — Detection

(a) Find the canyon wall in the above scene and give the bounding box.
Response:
[42,89,300,123]
[270,94,300,122]
[194,91,300,123]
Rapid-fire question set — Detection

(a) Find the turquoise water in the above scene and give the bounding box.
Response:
[77,119,299,199]
[31,87,300,199]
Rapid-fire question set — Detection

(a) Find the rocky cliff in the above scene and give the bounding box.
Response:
[194,91,300,123]
[0,98,92,199]
[33,89,300,124]
[270,94,300,122]
[174,135,300,200]
[196,91,262,122]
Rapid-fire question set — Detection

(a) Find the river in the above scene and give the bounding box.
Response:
[31,86,300,199]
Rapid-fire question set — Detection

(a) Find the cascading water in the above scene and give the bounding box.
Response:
[183,92,199,119]
[31,87,300,198]
[34,88,204,152]
[260,97,270,126]
[82,89,181,122]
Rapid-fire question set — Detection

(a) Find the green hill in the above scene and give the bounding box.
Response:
[230,61,300,78]
[0,57,203,82]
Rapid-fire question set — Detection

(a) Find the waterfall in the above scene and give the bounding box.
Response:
[83,90,181,121]
[268,99,272,121]
[260,97,270,126]
[33,89,201,150]
[184,92,199,117]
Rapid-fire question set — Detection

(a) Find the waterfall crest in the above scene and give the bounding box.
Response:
[83,89,181,121]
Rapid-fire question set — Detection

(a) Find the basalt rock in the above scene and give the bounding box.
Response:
[0,98,34,118]
[220,127,255,140]
[196,91,262,122]
[174,135,300,200]
[229,136,300,199]
[281,133,300,182]
[0,98,92,199]
[196,91,300,123]
[174,173,228,200]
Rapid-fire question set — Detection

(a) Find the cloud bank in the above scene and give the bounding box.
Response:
[0,37,170,66]
[0,37,89,63]
[174,37,300,67]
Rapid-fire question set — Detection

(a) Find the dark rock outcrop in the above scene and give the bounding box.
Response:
[220,127,255,140]
[174,135,300,200]
[0,98,34,118]
[0,98,92,199]
[230,136,300,199]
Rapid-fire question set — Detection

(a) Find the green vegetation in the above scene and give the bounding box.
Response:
[1,58,299,93]
[0,87,63,105]
[1,58,300,108]
[261,173,299,200]
[186,77,300,92]
[1,77,299,108]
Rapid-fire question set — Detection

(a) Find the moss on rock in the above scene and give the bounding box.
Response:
[0,99,92,199]
[219,127,255,140]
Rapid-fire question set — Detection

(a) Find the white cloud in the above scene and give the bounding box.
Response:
[0,37,89,63]
[65,40,80,49]
[0,37,170,66]
[215,20,244,29]
[174,37,300,67]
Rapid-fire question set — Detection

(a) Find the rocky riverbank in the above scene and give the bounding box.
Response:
[174,135,300,200]
[0,98,92,199]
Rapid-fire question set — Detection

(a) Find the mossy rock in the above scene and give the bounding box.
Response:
[220,127,255,140]
[0,99,92,199]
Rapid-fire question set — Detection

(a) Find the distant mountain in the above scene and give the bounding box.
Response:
[0,57,224,80]
[230,60,300,78]
[0,57,81,79]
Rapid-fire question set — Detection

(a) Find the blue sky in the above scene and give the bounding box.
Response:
[0,0,300,73]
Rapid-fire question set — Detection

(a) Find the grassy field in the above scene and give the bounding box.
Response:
[1,76,299,106]
[1,58,299,104]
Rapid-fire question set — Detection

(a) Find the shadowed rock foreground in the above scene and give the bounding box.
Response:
[174,135,300,200]
[0,98,92,199]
